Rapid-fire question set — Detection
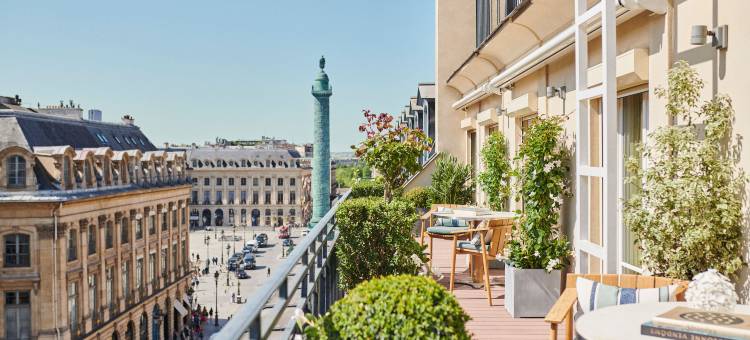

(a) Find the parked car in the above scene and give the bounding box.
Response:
[243,254,256,269]
[243,245,255,255]
[228,261,238,272]
[236,269,249,279]
[256,234,268,247]
[282,238,293,247]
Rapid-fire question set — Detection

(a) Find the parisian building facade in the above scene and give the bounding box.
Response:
[0,96,192,340]
[186,144,313,229]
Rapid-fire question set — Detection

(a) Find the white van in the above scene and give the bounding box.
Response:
[245,240,258,247]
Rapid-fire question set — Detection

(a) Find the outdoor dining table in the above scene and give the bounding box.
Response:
[575,302,750,339]
[432,209,516,283]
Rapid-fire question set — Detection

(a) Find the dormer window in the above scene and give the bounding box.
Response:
[6,155,26,188]
[62,156,72,189]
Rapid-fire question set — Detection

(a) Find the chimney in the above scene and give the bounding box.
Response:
[121,114,135,126]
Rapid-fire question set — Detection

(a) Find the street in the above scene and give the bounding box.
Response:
[187,225,301,335]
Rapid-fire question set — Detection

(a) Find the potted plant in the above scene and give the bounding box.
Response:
[505,116,571,318]
[623,61,744,280]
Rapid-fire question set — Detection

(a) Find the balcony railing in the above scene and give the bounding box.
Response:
[212,190,350,340]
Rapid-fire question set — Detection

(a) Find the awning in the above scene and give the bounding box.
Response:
[173,298,188,316]
[182,294,191,306]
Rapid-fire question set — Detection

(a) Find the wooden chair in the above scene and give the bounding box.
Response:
[419,204,468,267]
[544,273,688,340]
[448,218,513,306]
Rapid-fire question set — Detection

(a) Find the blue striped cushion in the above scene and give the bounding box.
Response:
[457,241,490,251]
[435,218,467,227]
[576,277,679,313]
[426,226,468,235]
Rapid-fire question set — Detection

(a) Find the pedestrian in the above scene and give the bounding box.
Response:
[209,308,213,317]
[267,267,270,277]
[197,254,200,261]
[199,331,204,340]
[232,292,235,302]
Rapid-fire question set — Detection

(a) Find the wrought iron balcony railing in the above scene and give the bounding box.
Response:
[211,190,350,340]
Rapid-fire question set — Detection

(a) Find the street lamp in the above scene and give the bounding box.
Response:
[220,230,225,264]
[213,271,219,326]
[205,234,210,271]
[232,223,236,255]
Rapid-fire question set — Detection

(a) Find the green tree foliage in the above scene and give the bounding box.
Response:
[305,275,471,340]
[478,132,512,211]
[353,110,432,202]
[623,61,745,280]
[403,187,431,210]
[507,116,571,271]
[427,154,475,205]
[334,198,426,290]
[335,164,372,188]
[348,180,384,199]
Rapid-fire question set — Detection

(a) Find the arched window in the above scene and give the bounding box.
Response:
[84,159,92,186]
[139,313,148,340]
[68,229,78,261]
[6,155,26,187]
[4,233,30,267]
[62,156,72,188]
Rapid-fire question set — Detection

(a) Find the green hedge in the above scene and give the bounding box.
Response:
[348,180,384,199]
[306,275,471,339]
[334,197,425,290]
[403,187,431,210]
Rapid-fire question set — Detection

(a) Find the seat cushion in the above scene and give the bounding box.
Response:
[435,218,467,227]
[576,277,681,314]
[426,226,468,235]
[457,240,490,251]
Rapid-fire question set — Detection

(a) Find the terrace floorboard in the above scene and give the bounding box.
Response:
[429,238,566,340]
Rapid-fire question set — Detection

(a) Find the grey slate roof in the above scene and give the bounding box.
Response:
[0,109,157,151]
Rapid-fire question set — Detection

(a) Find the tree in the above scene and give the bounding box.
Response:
[427,154,474,205]
[623,60,745,280]
[353,110,432,201]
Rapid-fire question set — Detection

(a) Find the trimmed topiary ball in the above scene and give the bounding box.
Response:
[307,275,471,339]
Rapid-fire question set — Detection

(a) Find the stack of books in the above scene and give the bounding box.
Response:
[641,306,750,340]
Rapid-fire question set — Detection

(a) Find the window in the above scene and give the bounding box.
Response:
[216,191,223,205]
[240,209,247,224]
[136,218,143,240]
[265,178,271,186]
[149,215,156,235]
[6,155,26,187]
[289,191,296,204]
[181,240,187,269]
[148,253,155,284]
[88,274,97,316]
[277,192,284,204]
[63,156,71,188]
[4,234,30,267]
[621,92,646,269]
[216,178,222,186]
[468,130,477,179]
[253,178,258,186]
[228,191,235,204]
[505,0,523,16]
[181,207,186,225]
[277,208,283,216]
[105,267,113,307]
[252,191,259,205]
[88,226,97,255]
[136,258,143,290]
[290,178,296,186]
[240,191,247,204]
[68,281,79,333]
[264,191,271,204]
[277,178,283,186]
[122,261,130,300]
[228,209,235,225]
[203,191,210,205]
[161,211,167,231]
[171,246,177,272]
[121,218,129,244]
[203,178,209,186]
[160,248,167,276]
[171,209,177,229]
[265,209,271,216]
[476,0,491,47]
[106,222,113,249]
[5,291,31,340]
[192,177,198,185]
[68,229,77,261]
[228,178,234,186]
[290,209,296,216]
[191,191,198,203]
[240,178,247,186]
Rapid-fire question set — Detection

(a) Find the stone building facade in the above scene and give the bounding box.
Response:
[0,98,192,340]
[186,146,312,229]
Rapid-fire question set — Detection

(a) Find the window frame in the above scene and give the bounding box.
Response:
[4,233,30,267]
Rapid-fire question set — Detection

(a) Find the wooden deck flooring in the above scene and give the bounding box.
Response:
[429,238,565,340]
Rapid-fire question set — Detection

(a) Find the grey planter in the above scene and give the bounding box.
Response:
[504,262,562,318]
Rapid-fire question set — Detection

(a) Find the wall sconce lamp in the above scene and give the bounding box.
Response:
[691,25,728,49]
[546,85,566,99]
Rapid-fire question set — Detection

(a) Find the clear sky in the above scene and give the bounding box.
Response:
[0,1,435,152]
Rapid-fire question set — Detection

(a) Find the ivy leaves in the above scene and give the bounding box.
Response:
[478,132,512,211]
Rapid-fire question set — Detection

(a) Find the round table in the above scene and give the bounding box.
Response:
[576,302,750,339]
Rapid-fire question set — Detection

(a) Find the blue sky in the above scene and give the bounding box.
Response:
[0,1,435,152]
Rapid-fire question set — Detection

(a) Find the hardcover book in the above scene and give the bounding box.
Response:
[645,307,750,339]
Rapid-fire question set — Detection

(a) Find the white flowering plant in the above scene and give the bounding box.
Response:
[507,116,571,272]
[623,61,745,280]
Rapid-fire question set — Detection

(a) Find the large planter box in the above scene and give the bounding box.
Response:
[504,262,562,318]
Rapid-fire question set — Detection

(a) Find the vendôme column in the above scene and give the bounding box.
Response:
[310,56,332,227]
